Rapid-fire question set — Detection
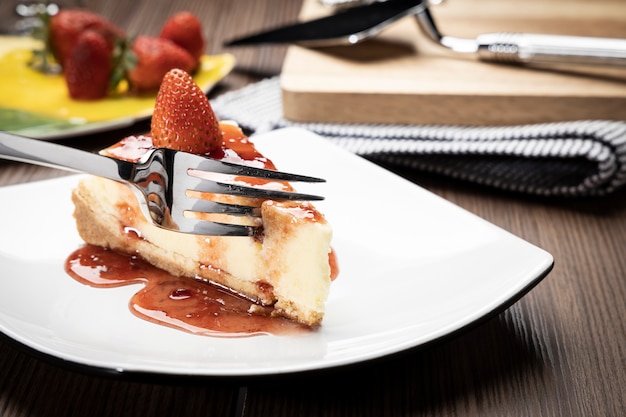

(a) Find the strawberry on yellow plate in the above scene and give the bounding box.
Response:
[0,36,235,139]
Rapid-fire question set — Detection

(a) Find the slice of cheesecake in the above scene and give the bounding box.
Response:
[71,122,336,327]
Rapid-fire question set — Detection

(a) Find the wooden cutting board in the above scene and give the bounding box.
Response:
[281,0,626,125]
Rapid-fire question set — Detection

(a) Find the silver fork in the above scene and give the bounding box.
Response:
[0,131,325,236]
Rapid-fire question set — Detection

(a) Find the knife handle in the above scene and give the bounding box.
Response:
[475,32,626,67]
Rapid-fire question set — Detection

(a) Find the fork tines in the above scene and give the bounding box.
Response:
[180,151,326,184]
[172,151,326,236]
[183,217,260,237]
[180,152,326,202]
[188,178,325,201]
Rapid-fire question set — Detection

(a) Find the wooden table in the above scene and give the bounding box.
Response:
[1,1,625,416]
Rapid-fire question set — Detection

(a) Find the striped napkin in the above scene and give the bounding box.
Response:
[212,77,626,197]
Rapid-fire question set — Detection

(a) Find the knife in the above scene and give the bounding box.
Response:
[224,0,427,47]
[225,0,626,67]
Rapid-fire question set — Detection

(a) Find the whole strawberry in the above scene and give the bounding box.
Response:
[64,30,113,100]
[127,36,196,93]
[159,11,205,68]
[49,9,124,67]
[151,69,222,154]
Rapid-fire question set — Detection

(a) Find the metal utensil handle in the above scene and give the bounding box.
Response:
[476,32,626,66]
[0,131,126,181]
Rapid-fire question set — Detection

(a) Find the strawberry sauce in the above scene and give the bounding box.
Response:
[65,245,312,337]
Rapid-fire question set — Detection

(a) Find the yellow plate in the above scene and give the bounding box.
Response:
[0,36,235,139]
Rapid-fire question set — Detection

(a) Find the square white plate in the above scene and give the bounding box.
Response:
[0,127,553,376]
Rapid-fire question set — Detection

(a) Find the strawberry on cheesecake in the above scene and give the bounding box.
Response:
[70,69,337,327]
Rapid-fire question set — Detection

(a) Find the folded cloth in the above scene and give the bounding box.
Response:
[212,77,626,197]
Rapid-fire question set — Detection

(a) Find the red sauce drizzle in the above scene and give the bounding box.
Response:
[329,249,339,281]
[65,245,312,337]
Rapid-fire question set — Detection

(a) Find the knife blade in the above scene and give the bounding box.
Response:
[224,0,426,47]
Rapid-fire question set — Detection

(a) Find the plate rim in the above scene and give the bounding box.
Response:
[0,261,552,381]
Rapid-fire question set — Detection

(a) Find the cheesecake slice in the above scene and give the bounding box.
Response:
[71,122,336,327]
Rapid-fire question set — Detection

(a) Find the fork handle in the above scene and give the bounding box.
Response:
[0,131,127,181]
[476,32,626,67]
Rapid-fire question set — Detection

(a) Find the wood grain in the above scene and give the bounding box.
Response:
[281,0,626,125]
[1,1,625,416]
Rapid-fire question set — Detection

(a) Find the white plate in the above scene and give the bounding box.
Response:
[0,127,553,377]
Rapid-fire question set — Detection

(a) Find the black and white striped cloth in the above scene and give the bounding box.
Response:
[212,77,626,197]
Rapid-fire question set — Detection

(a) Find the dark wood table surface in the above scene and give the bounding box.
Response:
[1,1,625,416]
